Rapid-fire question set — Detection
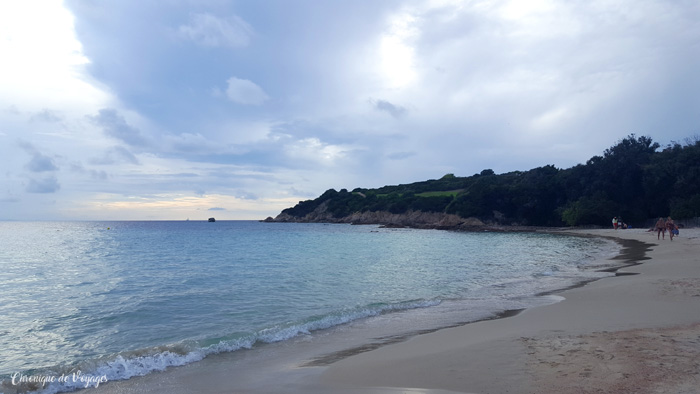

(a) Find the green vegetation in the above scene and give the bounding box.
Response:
[415,190,463,198]
[280,135,700,226]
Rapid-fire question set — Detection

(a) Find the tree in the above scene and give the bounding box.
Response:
[277,134,700,226]
[560,192,617,226]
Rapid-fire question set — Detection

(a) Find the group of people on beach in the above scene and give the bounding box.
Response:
[654,216,679,240]
[611,217,629,230]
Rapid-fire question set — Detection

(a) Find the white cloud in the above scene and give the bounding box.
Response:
[30,109,63,123]
[0,0,111,113]
[284,137,353,165]
[378,10,419,89]
[179,13,253,48]
[2,1,699,220]
[225,77,269,105]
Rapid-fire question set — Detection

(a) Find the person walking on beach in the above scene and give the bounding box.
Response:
[612,217,618,230]
[655,217,666,240]
[666,217,678,241]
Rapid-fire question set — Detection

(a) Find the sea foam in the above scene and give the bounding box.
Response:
[21,298,442,394]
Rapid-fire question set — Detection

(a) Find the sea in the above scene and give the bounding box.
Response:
[0,221,621,393]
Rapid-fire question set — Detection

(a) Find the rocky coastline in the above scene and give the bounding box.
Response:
[262,200,560,232]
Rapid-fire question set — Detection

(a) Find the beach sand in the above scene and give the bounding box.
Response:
[317,228,700,394]
[86,228,700,394]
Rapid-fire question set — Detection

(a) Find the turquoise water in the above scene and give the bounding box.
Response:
[0,221,618,393]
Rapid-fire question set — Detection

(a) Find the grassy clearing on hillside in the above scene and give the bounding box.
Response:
[415,190,462,198]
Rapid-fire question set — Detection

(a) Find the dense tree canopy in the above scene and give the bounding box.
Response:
[279,135,700,226]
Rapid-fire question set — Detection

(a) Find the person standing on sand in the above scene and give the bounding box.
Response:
[666,217,677,241]
[655,217,666,240]
[612,217,618,230]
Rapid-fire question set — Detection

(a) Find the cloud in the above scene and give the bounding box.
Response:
[0,1,109,114]
[3,105,20,115]
[234,190,259,200]
[26,176,60,193]
[374,99,407,118]
[18,140,59,172]
[387,151,416,160]
[284,137,353,165]
[378,10,419,89]
[111,146,139,165]
[71,162,109,180]
[165,132,227,155]
[89,146,140,165]
[3,1,699,221]
[30,109,62,123]
[90,109,148,147]
[26,153,58,172]
[225,77,269,105]
[90,170,108,180]
[208,207,226,211]
[179,13,253,48]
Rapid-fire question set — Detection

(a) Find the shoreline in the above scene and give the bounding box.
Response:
[299,230,637,371]
[77,228,636,393]
[41,227,698,394]
[316,228,700,394]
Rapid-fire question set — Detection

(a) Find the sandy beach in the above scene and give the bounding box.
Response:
[316,228,700,394]
[82,227,700,394]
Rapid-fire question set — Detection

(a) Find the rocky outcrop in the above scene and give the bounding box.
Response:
[344,210,484,229]
[273,200,336,223]
[268,201,486,230]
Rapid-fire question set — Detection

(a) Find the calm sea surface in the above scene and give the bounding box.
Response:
[0,221,619,393]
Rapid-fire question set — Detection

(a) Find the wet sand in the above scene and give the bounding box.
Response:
[85,228,700,394]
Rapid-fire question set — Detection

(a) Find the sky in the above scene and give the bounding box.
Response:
[1,0,699,220]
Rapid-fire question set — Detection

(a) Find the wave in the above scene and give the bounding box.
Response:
[3,299,441,394]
